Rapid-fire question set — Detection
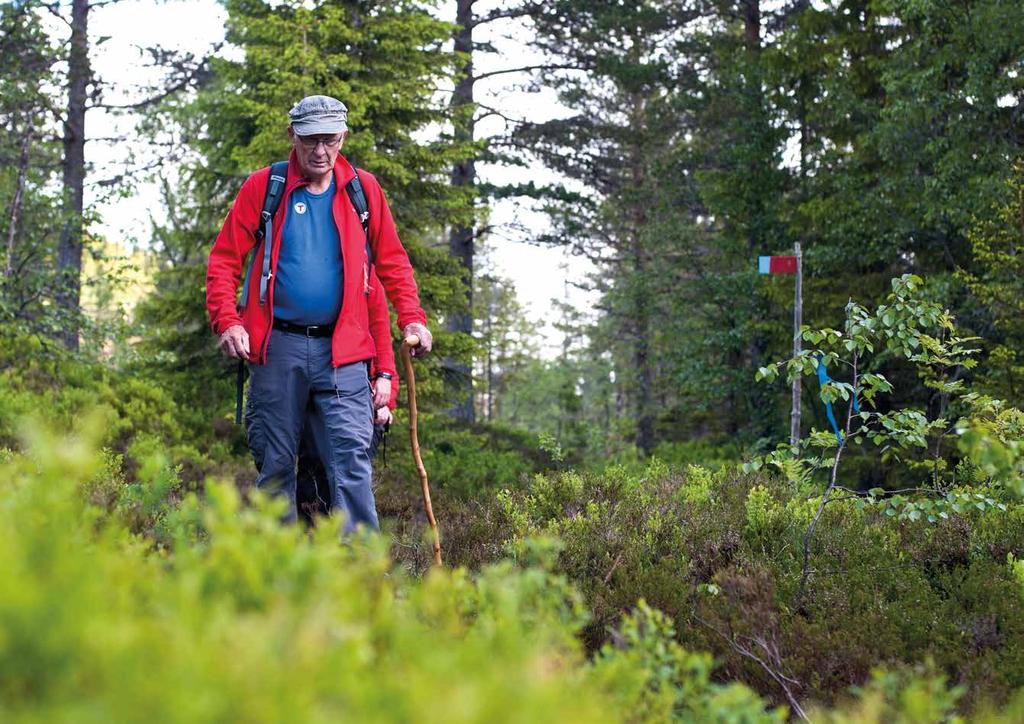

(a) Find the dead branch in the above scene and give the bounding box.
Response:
[692,611,808,721]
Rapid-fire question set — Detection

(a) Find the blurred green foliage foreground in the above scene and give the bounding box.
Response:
[0,421,778,723]
[3,419,1024,723]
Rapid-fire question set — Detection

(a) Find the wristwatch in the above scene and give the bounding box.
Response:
[375,372,393,380]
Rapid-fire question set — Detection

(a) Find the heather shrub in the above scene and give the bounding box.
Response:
[380,416,543,500]
[591,602,786,722]
[812,666,964,723]
[497,459,1024,711]
[500,461,699,652]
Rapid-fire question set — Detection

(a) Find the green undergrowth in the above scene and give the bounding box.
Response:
[380,415,546,500]
[0,331,244,491]
[489,459,1024,713]
[0,421,790,722]
[6,327,1024,717]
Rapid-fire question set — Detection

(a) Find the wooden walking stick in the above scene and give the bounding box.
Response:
[400,334,442,566]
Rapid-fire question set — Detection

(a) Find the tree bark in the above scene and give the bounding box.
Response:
[56,0,90,351]
[741,0,774,437]
[627,92,655,456]
[743,0,761,50]
[446,0,477,421]
[633,267,655,455]
[790,242,802,446]
[4,128,31,279]
[485,279,494,421]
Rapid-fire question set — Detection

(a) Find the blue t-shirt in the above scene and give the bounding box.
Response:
[272,179,344,325]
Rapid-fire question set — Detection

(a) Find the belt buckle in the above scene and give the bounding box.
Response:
[305,325,317,337]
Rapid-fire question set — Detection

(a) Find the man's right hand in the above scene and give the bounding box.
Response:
[402,322,433,358]
[218,324,251,360]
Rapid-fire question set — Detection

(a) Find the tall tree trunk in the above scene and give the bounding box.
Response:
[445,0,477,421]
[4,127,31,279]
[485,281,494,421]
[56,0,90,351]
[627,92,655,456]
[633,255,655,455]
[743,0,761,50]
[741,0,774,436]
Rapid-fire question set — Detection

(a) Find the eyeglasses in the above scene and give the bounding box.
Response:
[296,134,343,150]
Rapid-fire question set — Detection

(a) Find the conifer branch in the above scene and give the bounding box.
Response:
[467,2,542,29]
[471,63,587,82]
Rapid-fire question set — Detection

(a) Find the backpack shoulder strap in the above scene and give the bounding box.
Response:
[345,168,373,267]
[255,161,288,306]
[236,161,288,425]
[240,162,287,309]
[258,161,290,241]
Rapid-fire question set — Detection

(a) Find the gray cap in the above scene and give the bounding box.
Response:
[288,95,348,135]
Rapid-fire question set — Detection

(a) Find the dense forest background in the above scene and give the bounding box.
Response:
[5,0,1024,463]
[4,0,1024,720]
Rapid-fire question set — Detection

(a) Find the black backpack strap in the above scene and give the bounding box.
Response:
[257,161,289,306]
[239,161,288,309]
[345,168,373,268]
[236,160,287,425]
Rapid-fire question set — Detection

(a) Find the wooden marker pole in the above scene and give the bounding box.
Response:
[400,334,442,567]
[790,242,803,448]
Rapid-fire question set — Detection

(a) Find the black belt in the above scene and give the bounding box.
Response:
[273,319,336,337]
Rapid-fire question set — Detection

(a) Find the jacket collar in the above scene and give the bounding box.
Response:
[285,149,357,195]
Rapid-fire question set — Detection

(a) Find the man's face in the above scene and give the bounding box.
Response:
[289,128,347,178]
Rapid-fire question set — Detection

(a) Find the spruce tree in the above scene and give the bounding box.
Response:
[517,0,694,455]
[135,0,477,431]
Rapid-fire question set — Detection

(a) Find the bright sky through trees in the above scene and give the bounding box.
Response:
[87,0,595,355]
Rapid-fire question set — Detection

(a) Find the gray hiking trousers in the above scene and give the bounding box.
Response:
[245,328,378,533]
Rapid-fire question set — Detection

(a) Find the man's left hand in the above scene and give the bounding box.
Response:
[403,322,432,357]
[373,377,392,408]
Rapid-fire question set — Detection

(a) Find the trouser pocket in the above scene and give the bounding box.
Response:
[317,361,378,531]
[330,362,375,447]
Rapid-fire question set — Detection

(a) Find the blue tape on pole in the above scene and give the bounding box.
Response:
[816,354,858,443]
[816,355,842,442]
[758,256,771,274]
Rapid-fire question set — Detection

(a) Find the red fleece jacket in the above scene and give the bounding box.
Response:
[206,151,427,375]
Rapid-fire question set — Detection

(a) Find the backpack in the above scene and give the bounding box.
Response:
[234,161,373,424]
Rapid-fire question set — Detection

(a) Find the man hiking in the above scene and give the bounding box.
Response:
[206,94,432,532]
